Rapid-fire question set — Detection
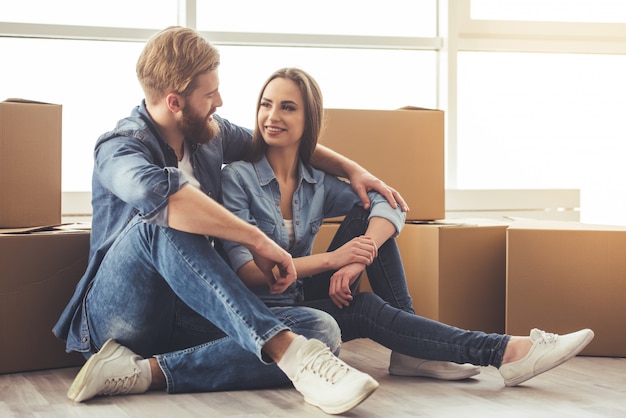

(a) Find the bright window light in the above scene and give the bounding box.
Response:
[0,0,177,28]
[471,0,626,23]
[197,0,437,37]
[457,51,626,225]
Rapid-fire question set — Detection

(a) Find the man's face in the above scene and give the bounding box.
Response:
[178,70,223,145]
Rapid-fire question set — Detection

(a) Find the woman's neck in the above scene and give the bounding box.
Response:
[266,148,299,183]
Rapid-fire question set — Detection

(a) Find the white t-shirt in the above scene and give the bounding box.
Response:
[283,218,295,248]
[178,142,201,189]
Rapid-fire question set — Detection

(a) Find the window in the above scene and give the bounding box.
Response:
[0,1,438,194]
[0,0,177,28]
[197,0,437,37]
[458,0,626,225]
[471,0,626,23]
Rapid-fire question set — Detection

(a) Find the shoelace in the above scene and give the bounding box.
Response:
[300,346,350,385]
[532,329,558,345]
[99,369,140,396]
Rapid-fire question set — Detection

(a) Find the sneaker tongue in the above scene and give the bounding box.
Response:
[530,328,557,343]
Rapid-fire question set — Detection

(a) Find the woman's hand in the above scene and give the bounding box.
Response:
[328,262,366,309]
[330,236,378,270]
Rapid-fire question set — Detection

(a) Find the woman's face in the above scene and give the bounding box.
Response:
[257,77,305,151]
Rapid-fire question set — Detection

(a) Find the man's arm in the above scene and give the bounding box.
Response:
[310,144,409,212]
[168,184,295,287]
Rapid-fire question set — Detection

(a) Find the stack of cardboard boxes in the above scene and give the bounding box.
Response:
[0,99,88,373]
[312,107,626,355]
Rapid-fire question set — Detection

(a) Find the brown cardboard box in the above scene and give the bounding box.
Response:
[506,220,626,357]
[0,227,89,373]
[0,99,62,228]
[313,220,508,333]
[319,107,444,221]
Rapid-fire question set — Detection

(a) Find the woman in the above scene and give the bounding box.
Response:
[220,67,594,386]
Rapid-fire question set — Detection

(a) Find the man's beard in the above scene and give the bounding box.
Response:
[178,106,220,145]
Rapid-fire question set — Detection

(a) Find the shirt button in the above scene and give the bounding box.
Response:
[295,221,300,225]
[294,200,299,205]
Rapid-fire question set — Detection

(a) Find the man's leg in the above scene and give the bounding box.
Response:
[78,220,378,414]
[158,306,342,392]
[86,219,288,359]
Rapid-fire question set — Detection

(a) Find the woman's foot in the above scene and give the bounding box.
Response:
[499,328,594,386]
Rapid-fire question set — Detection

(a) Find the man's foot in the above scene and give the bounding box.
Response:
[291,339,379,415]
[388,351,480,380]
[499,328,594,386]
[67,338,151,402]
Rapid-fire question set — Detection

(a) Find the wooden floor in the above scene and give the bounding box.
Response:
[1,339,625,418]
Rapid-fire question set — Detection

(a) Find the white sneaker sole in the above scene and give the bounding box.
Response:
[304,378,379,415]
[389,364,480,380]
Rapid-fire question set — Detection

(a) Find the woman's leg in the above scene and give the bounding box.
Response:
[304,206,413,313]
[301,292,509,367]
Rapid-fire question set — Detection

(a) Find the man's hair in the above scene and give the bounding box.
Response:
[136,26,220,104]
[246,67,323,164]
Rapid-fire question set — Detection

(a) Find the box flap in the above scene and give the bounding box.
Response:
[508,219,626,231]
[3,98,57,105]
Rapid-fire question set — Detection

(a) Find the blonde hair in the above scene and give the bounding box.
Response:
[136,26,220,104]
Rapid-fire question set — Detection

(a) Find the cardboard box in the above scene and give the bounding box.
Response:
[506,220,626,357]
[0,99,62,228]
[313,219,508,333]
[319,107,444,221]
[0,227,89,373]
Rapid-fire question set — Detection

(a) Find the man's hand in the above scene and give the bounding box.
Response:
[348,169,409,212]
[328,262,366,309]
[248,237,297,294]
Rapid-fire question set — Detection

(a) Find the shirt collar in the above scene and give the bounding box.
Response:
[253,155,318,187]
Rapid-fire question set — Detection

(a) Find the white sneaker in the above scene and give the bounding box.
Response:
[291,339,379,415]
[67,339,151,402]
[499,328,594,387]
[388,351,480,380]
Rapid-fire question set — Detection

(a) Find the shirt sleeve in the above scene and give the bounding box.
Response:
[220,164,255,272]
[322,173,406,237]
[94,135,188,225]
[215,115,253,164]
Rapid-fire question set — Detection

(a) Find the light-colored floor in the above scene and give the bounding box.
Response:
[1,339,624,418]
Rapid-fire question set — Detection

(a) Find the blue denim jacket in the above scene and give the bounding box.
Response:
[220,155,406,305]
[53,100,252,352]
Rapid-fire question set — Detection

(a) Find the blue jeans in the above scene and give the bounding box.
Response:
[300,207,510,368]
[85,218,341,393]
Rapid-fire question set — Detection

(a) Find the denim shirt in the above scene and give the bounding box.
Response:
[220,155,406,305]
[52,100,252,353]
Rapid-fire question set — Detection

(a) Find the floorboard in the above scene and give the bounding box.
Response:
[1,339,624,417]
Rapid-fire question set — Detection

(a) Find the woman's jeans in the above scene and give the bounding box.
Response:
[300,206,510,367]
[85,218,341,393]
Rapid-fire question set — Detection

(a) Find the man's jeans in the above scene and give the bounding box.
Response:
[301,207,510,367]
[85,218,341,393]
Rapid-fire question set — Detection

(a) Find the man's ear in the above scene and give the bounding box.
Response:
[166,92,184,113]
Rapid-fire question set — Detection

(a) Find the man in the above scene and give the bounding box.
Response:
[53,26,407,415]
